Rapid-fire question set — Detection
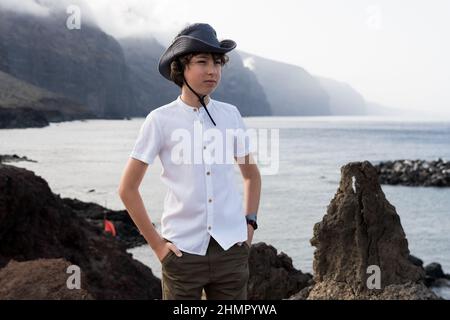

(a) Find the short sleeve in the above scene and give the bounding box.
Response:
[130,112,162,164]
[233,106,251,157]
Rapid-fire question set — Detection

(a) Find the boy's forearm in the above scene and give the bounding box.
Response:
[119,190,164,250]
[243,174,261,216]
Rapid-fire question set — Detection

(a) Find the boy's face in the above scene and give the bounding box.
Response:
[183,53,222,95]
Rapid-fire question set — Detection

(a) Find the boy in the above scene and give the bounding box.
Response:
[118,23,261,300]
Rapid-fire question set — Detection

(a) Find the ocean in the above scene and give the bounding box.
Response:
[1,115,449,298]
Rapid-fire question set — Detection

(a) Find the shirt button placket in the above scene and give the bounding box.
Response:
[206,170,213,227]
[202,111,214,235]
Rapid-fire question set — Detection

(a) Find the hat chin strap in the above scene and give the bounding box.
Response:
[183,78,217,126]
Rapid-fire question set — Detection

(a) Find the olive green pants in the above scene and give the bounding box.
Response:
[161,236,250,300]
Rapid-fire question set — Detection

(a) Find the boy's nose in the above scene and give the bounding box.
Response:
[207,63,219,74]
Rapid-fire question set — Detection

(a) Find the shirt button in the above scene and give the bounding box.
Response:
[208,226,211,230]
[208,198,212,203]
[206,171,210,175]
[203,146,207,150]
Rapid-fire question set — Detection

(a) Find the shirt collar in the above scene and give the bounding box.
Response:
[177,95,214,113]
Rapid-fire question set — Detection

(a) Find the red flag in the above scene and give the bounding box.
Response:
[104,219,116,237]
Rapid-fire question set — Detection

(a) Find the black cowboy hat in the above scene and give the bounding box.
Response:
[158,23,237,81]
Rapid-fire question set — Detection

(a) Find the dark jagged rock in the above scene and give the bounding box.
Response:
[424,263,450,288]
[408,254,424,268]
[247,242,313,300]
[425,263,445,279]
[375,159,450,187]
[62,198,146,248]
[407,255,450,290]
[294,161,439,299]
[0,164,161,299]
[0,259,93,300]
[311,161,424,289]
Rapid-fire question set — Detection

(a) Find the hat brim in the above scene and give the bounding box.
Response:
[158,36,237,81]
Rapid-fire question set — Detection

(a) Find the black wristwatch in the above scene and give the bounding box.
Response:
[246,213,258,231]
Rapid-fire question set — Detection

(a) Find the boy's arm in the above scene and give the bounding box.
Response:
[235,154,261,244]
[118,158,182,260]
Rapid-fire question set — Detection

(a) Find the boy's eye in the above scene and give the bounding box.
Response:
[196,60,221,64]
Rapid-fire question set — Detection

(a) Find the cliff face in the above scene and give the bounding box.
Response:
[119,37,179,115]
[0,8,371,121]
[301,161,438,299]
[238,51,331,116]
[213,51,272,116]
[0,9,138,119]
[318,77,367,115]
[0,7,380,122]
[0,70,95,128]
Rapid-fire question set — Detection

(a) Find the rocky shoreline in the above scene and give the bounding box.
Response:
[61,197,147,249]
[0,160,449,299]
[0,107,50,129]
[0,154,37,163]
[0,163,161,299]
[375,158,450,187]
[0,106,96,129]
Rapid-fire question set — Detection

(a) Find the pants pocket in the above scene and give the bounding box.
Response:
[161,250,175,265]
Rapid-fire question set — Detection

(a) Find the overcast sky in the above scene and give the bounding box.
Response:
[2,0,450,117]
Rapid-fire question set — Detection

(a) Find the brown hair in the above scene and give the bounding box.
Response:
[169,52,230,87]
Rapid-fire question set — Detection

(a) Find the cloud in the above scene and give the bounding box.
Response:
[243,57,256,71]
[1,0,201,48]
[0,0,188,49]
[84,0,189,45]
[0,0,50,17]
[0,0,97,26]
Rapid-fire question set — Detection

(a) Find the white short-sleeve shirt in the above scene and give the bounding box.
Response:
[130,95,251,255]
